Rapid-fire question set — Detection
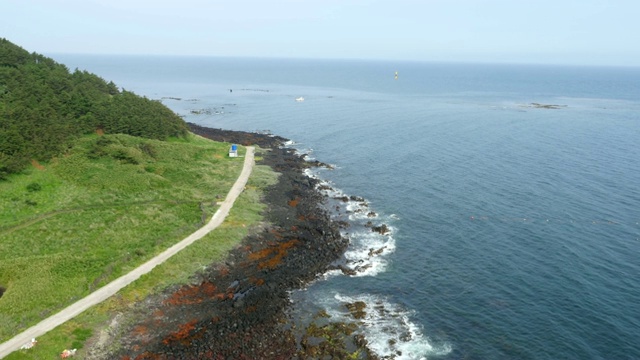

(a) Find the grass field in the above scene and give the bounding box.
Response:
[0,133,276,353]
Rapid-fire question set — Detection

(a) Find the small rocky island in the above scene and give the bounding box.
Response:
[523,102,567,109]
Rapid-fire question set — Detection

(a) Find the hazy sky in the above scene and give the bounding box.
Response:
[3,0,639,66]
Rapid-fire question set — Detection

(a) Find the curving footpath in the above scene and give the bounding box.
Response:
[0,147,255,359]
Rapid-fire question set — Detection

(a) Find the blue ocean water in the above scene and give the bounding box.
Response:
[55,55,640,359]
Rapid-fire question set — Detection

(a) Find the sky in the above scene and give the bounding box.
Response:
[3,0,640,66]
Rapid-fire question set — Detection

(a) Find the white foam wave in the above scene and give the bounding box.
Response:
[286,139,450,358]
[348,211,374,221]
[315,179,341,197]
[293,145,314,157]
[283,140,315,160]
[309,177,398,277]
[346,200,369,214]
[342,230,396,277]
[333,293,452,359]
[303,168,317,179]
[320,268,344,279]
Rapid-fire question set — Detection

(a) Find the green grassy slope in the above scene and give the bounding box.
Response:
[0,133,252,342]
[3,155,278,359]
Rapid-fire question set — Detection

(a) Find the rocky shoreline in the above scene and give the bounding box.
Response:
[88,124,379,359]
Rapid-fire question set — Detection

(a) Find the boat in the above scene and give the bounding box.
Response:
[295,97,304,102]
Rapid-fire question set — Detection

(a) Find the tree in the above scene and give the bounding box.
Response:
[0,38,189,177]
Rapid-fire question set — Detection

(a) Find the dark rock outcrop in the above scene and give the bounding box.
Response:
[188,122,287,148]
[371,224,390,235]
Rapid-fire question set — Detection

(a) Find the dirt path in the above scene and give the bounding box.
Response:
[0,147,255,359]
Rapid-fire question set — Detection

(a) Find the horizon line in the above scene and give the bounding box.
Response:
[44,52,640,70]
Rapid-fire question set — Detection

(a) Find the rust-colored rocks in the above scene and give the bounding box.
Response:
[287,197,300,207]
[248,239,300,270]
[162,319,202,346]
[163,281,220,306]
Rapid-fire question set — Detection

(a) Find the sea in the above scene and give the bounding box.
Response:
[54,54,640,360]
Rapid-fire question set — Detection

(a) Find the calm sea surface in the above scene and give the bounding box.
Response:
[56,55,640,359]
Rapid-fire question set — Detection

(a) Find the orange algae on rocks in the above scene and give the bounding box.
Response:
[219,265,230,276]
[259,239,300,270]
[248,239,301,270]
[163,281,218,306]
[269,228,284,239]
[248,247,274,261]
[162,319,202,346]
[287,197,300,207]
[152,309,164,319]
[133,325,148,336]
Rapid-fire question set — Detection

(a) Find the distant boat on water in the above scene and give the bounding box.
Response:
[295,97,305,102]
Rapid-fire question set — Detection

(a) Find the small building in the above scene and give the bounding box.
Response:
[229,144,238,157]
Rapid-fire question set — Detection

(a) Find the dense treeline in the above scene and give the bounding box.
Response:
[0,38,188,179]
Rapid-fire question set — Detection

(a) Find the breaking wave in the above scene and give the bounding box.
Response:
[329,293,452,359]
[311,174,397,277]
[292,146,451,359]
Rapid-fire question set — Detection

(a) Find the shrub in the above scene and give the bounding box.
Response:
[26,182,42,192]
[139,142,157,158]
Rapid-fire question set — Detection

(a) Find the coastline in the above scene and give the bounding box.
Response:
[91,124,369,359]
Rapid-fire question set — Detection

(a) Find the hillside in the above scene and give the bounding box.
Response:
[0,38,189,179]
[0,40,257,349]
